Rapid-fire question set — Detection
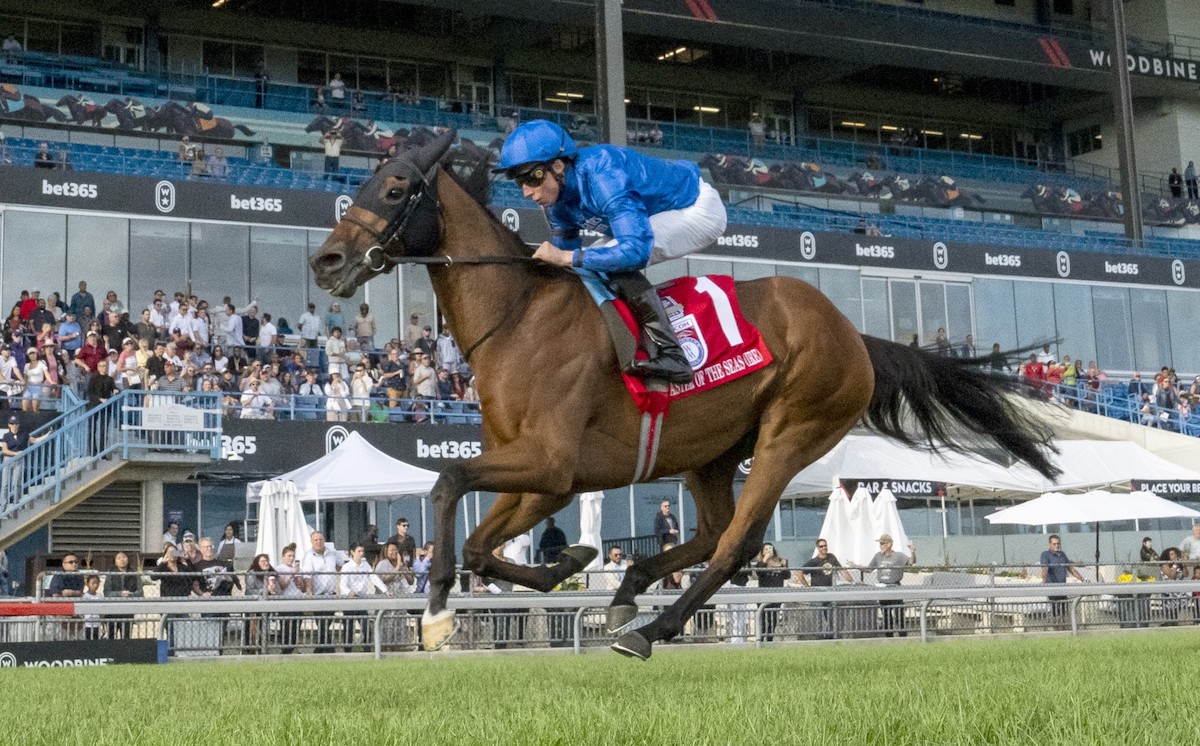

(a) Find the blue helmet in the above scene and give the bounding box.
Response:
[494,120,578,173]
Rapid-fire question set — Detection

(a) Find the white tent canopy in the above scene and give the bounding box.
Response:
[814,485,912,566]
[246,431,441,504]
[783,434,1200,497]
[986,490,1200,526]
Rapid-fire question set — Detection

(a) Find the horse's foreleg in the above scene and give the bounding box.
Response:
[607,456,740,633]
[614,420,856,660]
[421,448,578,651]
[461,491,588,593]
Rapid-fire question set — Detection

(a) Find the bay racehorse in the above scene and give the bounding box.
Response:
[309,129,1058,659]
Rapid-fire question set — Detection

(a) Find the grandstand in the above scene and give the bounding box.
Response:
[1,0,1200,633]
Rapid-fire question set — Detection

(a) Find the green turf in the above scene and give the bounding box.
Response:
[1,631,1193,745]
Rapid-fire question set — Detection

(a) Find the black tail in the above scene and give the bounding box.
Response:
[234,124,257,136]
[860,335,1060,479]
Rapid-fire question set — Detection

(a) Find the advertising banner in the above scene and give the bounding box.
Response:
[0,639,165,667]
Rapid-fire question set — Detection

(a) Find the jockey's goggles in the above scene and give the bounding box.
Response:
[509,164,549,187]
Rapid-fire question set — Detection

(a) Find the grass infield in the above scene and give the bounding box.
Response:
[1,630,1194,745]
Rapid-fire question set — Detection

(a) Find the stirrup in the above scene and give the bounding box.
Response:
[626,352,694,384]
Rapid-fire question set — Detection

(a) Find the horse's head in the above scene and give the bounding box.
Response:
[310,128,456,297]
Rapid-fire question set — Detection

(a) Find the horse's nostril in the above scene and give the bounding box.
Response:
[317,250,347,273]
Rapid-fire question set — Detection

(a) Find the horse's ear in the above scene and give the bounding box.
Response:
[413,128,457,172]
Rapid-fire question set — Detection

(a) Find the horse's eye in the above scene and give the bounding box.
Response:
[387,188,405,200]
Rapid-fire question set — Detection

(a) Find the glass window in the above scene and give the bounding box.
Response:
[1129,288,1171,374]
[888,278,917,344]
[731,262,774,281]
[507,74,539,109]
[233,44,264,78]
[191,223,249,306]
[775,264,820,287]
[861,277,890,339]
[417,64,448,98]
[389,61,418,96]
[689,258,732,276]
[329,55,357,88]
[820,268,863,332]
[202,40,234,76]
[24,20,57,54]
[646,258,687,284]
[130,220,188,302]
[2,211,65,309]
[364,273,400,347]
[358,56,388,94]
[1091,286,1134,371]
[972,279,1016,350]
[199,483,247,542]
[1012,280,1054,347]
[1167,291,1200,374]
[67,216,127,311]
[249,227,306,328]
[397,264,433,338]
[297,50,327,86]
[918,281,946,346]
[59,23,99,58]
[1051,283,1096,370]
[946,284,972,343]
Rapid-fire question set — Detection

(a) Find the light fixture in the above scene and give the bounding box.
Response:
[212,0,229,6]
[881,125,899,131]
[840,121,866,128]
[1094,133,1103,140]
[555,92,584,99]
[959,133,983,140]
[920,129,943,136]
[544,97,571,104]
[623,98,630,103]
[656,46,689,61]
[693,105,720,113]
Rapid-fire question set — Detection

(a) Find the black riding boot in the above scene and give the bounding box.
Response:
[609,271,694,384]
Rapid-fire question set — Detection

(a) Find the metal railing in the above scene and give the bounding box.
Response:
[11,579,1200,657]
[0,389,221,522]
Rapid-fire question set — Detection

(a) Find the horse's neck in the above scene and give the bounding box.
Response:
[427,173,535,352]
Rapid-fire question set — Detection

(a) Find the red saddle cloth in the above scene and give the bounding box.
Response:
[617,275,773,415]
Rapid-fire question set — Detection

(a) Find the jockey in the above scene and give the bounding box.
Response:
[495,119,726,384]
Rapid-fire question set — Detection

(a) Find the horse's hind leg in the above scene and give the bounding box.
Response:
[461,491,596,592]
[613,418,860,660]
[606,453,740,633]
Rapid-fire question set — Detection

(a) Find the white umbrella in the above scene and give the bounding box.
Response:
[814,484,850,558]
[843,486,879,566]
[255,480,312,566]
[986,490,1200,566]
[579,491,605,572]
[871,488,912,556]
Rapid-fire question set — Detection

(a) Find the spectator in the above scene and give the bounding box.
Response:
[241,306,261,350]
[374,541,414,596]
[748,115,765,152]
[253,60,268,108]
[1127,371,1152,398]
[323,370,350,421]
[340,543,387,650]
[179,532,202,564]
[216,522,242,561]
[350,363,372,420]
[599,545,627,590]
[324,303,345,338]
[240,378,273,419]
[1040,533,1084,630]
[153,543,194,598]
[81,574,103,639]
[1187,161,1199,200]
[321,129,344,175]
[435,329,461,372]
[34,142,53,169]
[0,132,8,165]
[654,499,680,549]
[270,543,305,653]
[1,34,20,60]
[205,146,230,179]
[55,150,72,171]
[328,72,346,103]
[299,531,346,653]
[959,334,977,359]
[295,368,324,420]
[414,326,436,358]
[866,534,915,637]
[412,542,434,594]
[751,543,791,642]
[47,553,85,598]
[387,518,417,568]
[312,85,327,112]
[378,347,406,409]
[325,326,347,378]
[162,521,181,548]
[0,346,23,405]
[177,136,199,168]
[413,353,436,402]
[257,313,277,362]
[354,303,376,354]
[20,348,47,412]
[103,551,142,640]
[1169,167,1184,198]
[298,303,321,348]
[1179,524,1200,560]
[350,89,366,114]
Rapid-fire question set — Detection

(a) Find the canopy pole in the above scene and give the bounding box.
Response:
[462,500,470,542]
[629,486,636,538]
[677,482,688,544]
[940,493,949,565]
[420,498,427,545]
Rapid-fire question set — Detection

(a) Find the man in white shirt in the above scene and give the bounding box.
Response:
[222,303,244,351]
[339,542,387,649]
[258,314,278,361]
[298,303,321,348]
[328,72,346,102]
[1180,524,1200,560]
[299,531,348,652]
[1036,343,1055,365]
[162,521,181,549]
[598,545,627,591]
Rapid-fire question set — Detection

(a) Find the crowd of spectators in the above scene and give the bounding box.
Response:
[0,279,479,422]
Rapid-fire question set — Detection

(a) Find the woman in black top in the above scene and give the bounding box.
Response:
[751,543,791,642]
[102,550,142,639]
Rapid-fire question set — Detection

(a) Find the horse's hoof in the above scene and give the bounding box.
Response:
[557,544,599,571]
[605,604,639,634]
[611,630,652,660]
[421,609,458,652]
